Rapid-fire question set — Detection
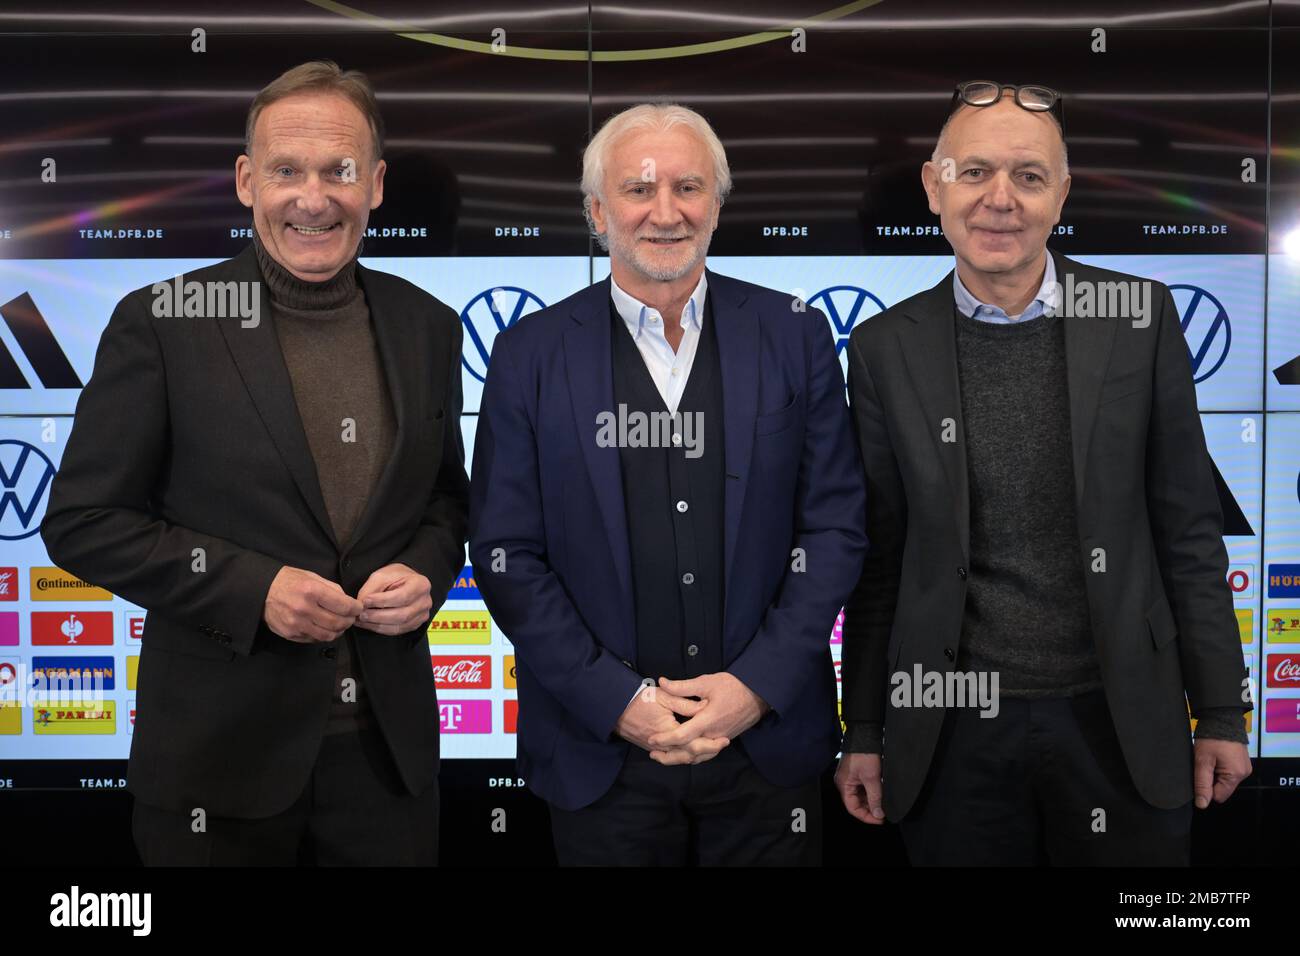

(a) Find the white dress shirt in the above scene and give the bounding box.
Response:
[609,271,709,414]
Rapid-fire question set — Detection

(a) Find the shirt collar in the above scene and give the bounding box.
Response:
[610,270,708,340]
[953,253,1057,322]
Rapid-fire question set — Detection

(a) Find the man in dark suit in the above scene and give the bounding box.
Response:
[40,62,468,865]
[469,103,866,865]
[835,81,1252,865]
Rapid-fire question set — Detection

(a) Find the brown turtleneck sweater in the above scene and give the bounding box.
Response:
[254,234,396,736]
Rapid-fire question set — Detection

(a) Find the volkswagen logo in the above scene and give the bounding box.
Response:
[807,285,888,377]
[1170,284,1230,384]
[461,287,546,383]
[0,439,57,541]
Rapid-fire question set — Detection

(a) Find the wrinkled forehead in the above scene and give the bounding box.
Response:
[945,97,1065,166]
[606,126,715,181]
[253,93,373,159]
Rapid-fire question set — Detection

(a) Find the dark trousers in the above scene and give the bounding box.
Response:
[132,728,439,866]
[900,690,1191,866]
[548,742,822,866]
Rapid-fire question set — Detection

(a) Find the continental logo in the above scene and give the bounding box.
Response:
[427,610,492,646]
[33,700,116,734]
[1267,609,1300,644]
[29,568,113,601]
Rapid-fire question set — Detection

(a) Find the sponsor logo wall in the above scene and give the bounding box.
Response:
[1,253,1296,759]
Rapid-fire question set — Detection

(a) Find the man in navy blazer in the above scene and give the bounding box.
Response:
[469,103,866,865]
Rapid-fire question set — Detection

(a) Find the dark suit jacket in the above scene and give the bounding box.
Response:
[41,244,469,818]
[468,270,867,811]
[841,250,1248,820]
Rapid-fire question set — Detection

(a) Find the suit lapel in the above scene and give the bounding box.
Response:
[898,277,971,559]
[564,280,635,645]
[215,245,338,549]
[1056,251,1120,510]
[707,271,759,613]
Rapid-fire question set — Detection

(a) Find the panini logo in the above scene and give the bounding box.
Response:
[30,568,113,600]
[427,610,492,645]
[33,700,116,734]
[1267,610,1300,643]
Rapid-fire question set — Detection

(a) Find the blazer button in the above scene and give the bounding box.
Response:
[944,648,955,662]
[321,646,338,660]
[686,644,699,657]
[957,566,967,580]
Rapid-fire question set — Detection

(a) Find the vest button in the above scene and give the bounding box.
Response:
[944,647,955,662]
[686,644,699,657]
[681,572,695,585]
[675,500,688,513]
[957,566,967,580]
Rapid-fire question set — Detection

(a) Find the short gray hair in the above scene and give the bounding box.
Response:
[581,103,732,248]
[245,60,385,162]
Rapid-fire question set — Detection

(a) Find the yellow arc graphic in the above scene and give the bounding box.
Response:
[303,0,882,61]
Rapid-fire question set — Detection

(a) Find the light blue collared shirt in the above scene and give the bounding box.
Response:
[953,254,1057,324]
[609,271,709,415]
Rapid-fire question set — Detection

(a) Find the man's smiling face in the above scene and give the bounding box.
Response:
[236,92,385,282]
[922,94,1070,281]
[589,124,720,283]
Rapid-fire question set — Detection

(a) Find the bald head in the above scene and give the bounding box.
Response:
[932,92,1069,177]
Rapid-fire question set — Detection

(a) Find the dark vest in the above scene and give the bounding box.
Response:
[611,293,726,681]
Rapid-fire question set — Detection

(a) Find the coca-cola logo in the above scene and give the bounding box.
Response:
[430,655,491,689]
[1267,654,1300,687]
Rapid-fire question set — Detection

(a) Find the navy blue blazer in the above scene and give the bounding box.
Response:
[469,269,867,810]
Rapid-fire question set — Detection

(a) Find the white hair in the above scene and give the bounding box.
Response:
[581,103,732,249]
[931,106,1070,177]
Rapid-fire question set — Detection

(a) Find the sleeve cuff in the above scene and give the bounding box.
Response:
[842,720,884,754]
[1193,707,1250,745]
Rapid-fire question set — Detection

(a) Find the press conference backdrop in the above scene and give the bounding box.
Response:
[2,2,1300,794]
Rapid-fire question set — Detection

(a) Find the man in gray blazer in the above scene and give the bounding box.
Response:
[835,81,1252,865]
